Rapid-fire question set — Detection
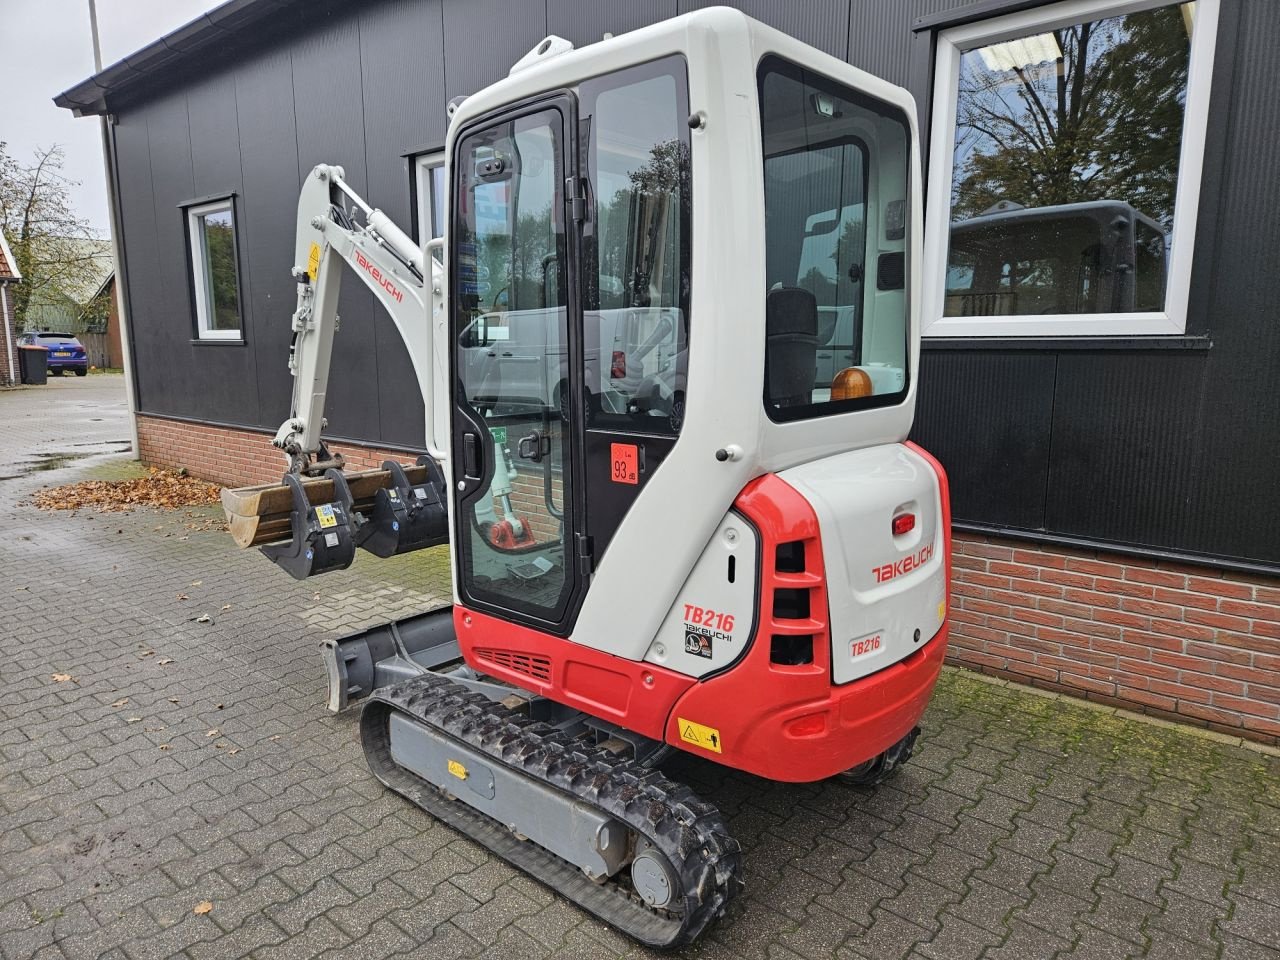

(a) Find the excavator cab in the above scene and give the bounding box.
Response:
[223,8,948,949]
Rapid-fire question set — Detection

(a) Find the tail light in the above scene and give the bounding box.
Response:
[892,513,915,537]
[610,351,627,379]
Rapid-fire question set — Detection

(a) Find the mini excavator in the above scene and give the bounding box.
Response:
[221,8,951,948]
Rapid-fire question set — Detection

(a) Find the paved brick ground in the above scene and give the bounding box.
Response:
[2,376,1278,960]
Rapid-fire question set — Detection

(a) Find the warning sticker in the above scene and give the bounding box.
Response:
[677,718,722,754]
[307,242,321,282]
[447,759,468,780]
[610,443,638,484]
[316,504,338,529]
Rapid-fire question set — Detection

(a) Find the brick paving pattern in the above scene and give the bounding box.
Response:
[2,377,1278,960]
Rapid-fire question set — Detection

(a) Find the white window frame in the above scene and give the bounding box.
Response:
[414,152,446,248]
[922,0,1220,339]
[187,198,241,340]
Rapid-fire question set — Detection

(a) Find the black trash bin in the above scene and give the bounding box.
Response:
[18,345,49,385]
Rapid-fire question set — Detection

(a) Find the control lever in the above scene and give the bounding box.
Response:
[518,430,552,462]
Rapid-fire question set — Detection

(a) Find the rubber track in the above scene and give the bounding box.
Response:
[360,673,743,950]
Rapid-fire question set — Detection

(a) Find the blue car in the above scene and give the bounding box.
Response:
[17,332,88,376]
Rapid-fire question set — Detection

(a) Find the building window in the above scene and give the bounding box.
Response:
[414,153,446,244]
[186,199,242,340]
[923,0,1219,338]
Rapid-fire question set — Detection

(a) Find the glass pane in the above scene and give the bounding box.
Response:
[455,111,571,619]
[758,57,911,420]
[430,164,446,239]
[583,59,690,433]
[199,208,240,331]
[945,4,1191,316]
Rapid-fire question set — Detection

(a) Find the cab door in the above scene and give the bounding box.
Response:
[451,98,584,633]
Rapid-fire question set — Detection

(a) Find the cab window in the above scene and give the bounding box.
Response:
[759,56,911,421]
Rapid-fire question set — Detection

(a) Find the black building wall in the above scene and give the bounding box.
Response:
[106,0,1279,569]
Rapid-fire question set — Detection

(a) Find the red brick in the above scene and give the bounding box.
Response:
[1093,608,1153,630]
[1149,679,1210,704]
[986,616,1040,640]
[1245,683,1280,706]
[989,561,1041,579]
[1178,672,1247,696]
[1216,632,1280,656]
[1185,609,1253,633]
[1184,640,1252,665]
[1063,588,1124,610]
[1063,616,1122,641]
[1176,701,1245,728]
[1041,569,1095,589]
[1015,608,1065,629]
[1038,598,1095,620]
[1120,597,1185,620]
[957,571,1012,590]
[1186,576,1253,600]
[1153,587,1216,611]
[1037,627,1092,650]
[1094,577,1155,600]
[1007,577,1063,599]
[1211,694,1280,719]
[1214,661,1280,686]
[1119,629,1187,652]
[1255,585,1280,605]
[1122,688,1178,711]
[1123,567,1187,589]
[1148,618,1215,642]
[963,598,1010,618]
[987,589,1039,610]
[1220,599,1280,623]
[1013,549,1066,569]
[1058,672,1116,696]
[959,542,1014,561]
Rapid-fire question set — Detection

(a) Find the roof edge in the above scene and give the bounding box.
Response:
[53,0,289,116]
[0,229,22,282]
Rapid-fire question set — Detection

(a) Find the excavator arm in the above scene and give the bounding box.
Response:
[274,163,448,474]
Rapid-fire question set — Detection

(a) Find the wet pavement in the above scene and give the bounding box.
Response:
[1,375,1278,960]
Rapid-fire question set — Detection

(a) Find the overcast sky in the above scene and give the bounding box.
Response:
[3,0,215,236]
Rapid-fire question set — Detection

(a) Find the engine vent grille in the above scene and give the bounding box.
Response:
[474,647,552,684]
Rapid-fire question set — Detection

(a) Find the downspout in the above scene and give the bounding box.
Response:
[90,0,139,456]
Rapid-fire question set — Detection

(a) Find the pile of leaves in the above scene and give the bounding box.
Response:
[28,468,221,513]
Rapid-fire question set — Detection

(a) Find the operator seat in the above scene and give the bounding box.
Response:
[765,286,819,409]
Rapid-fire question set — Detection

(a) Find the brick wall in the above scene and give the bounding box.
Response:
[949,533,1280,745]
[137,414,426,489]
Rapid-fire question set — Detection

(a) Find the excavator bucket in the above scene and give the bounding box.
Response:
[221,459,449,579]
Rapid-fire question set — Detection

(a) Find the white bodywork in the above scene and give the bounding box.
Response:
[442,9,925,663]
[782,445,947,684]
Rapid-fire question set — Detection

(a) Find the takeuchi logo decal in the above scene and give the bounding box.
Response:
[872,543,934,583]
[353,249,404,303]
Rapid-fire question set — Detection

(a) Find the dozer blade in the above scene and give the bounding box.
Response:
[362,673,743,950]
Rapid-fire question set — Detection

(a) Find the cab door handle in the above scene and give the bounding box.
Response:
[463,433,482,478]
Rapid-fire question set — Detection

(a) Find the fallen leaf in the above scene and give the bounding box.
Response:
[111,698,130,708]
[227,748,240,756]
[167,697,180,704]
[158,744,172,751]
[312,593,321,601]
[192,901,213,916]
[214,742,226,749]
[215,703,224,710]
[139,650,155,658]
[269,735,281,742]
[125,717,142,724]
[51,673,73,683]
[145,726,165,733]
[176,593,189,601]
[220,605,232,612]
[157,658,174,666]
[206,729,220,738]
[190,580,202,587]
[194,615,211,624]
[26,471,220,514]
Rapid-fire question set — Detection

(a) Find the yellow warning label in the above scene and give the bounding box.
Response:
[307,242,321,282]
[938,600,947,622]
[447,759,468,780]
[677,718,722,754]
[316,504,337,529]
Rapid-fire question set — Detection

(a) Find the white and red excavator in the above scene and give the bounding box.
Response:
[222,8,951,948]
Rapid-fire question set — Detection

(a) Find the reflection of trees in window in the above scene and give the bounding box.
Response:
[953,5,1190,228]
[597,139,689,309]
[204,218,239,330]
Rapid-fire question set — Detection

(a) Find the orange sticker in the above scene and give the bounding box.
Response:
[610,443,638,485]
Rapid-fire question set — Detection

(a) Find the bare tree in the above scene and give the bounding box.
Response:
[0,143,102,328]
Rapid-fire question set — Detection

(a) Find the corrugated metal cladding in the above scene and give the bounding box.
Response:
[108,0,1279,568]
